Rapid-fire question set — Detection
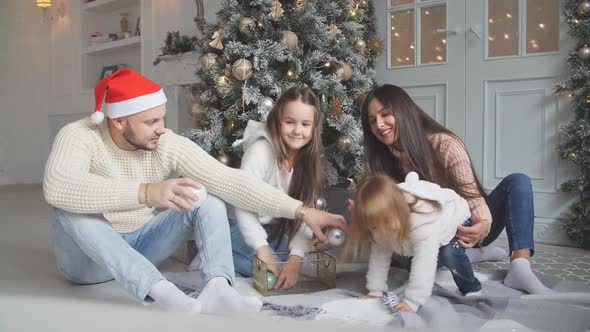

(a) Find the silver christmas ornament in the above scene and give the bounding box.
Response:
[257,96,274,113]
[578,1,590,15]
[355,39,366,52]
[336,135,353,152]
[578,45,590,60]
[316,196,327,211]
[216,153,231,165]
[327,228,346,247]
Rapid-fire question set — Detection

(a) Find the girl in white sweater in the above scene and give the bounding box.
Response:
[344,172,481,312]
[229,86,323,290]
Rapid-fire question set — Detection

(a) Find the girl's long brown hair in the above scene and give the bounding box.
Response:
[266,86,324,245]
[342,174,411,261]
[360,84,486,201]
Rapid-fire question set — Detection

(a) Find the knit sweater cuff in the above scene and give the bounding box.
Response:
[116,182,142,209]
[276,197,302,220]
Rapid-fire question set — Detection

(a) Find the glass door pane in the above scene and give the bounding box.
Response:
[391,0,414,6]
[390,10,415,67]
[421,5,446,64]
[488,0,519,57]
[526,0,559,54]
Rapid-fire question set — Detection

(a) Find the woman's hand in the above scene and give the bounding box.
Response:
[393,300,414,312]
[274,255,302,290]
[256,245,278,275]
[299,206,347,243]
[456,215,490,248]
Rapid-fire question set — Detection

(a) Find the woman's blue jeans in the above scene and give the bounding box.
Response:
[481,173,535,255]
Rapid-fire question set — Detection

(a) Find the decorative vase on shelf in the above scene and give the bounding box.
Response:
[120,12,129,33]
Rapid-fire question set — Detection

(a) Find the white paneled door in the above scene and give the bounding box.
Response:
[375,0,576,245]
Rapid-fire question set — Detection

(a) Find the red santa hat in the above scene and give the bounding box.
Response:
[91,69,167,124]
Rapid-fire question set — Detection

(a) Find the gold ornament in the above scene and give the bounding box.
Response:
[268,0,284,21]
[199,53,219,70]
[329,98,343,117]
[368,37,385,53]
[336,63,353,81]
[578,45,590,61]
[281,31,298,50]
[239,17,256,35]
[329,23,341,36]
[217,75,229,85]
[578,1,590,15]
[216,152,231,166]
[209,29,223,50]
[231,58,253,80]
[336,135,353,152]
[296,0,307,11]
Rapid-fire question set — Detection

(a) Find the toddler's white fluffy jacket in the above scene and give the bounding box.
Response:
[366,172,471,311]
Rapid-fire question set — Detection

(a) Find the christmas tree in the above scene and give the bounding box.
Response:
[183,0,382,186]
[555,0,590,248]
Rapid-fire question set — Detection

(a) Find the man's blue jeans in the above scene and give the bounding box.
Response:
[482,173,535,255]
[51,195,235,303]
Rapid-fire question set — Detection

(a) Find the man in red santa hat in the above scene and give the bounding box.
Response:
[44,69,346,316]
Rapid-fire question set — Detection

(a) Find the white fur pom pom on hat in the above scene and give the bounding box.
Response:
[90,111,105,124]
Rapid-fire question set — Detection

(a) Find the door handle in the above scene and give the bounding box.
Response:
[468,26,482,39]
[436,28,459,36]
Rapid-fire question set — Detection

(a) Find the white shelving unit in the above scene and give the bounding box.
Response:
[80,0,142,91]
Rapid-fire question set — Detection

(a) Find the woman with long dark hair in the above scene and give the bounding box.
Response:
[356,84,553,295]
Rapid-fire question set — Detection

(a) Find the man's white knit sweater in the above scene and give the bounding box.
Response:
[43,119,301,234]
[365,172,471,311]
[229,121,312,258]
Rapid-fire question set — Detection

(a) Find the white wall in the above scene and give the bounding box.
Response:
[0,0,223,185]
[0,1,52,185]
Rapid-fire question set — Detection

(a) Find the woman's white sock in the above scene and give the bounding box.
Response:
[504,258,555,294]
[466,246,508,263]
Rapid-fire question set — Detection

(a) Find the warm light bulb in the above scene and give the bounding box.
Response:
[538,23,545,29]
[506,13,513,18]
[36,0,51,8]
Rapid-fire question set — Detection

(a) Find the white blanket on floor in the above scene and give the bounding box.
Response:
[165,267,590,331]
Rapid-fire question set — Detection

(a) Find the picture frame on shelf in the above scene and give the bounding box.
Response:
[99,65,120,81]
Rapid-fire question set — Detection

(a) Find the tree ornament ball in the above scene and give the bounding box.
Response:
[199,53,218,71]
[338,63,353,81]
[232,58,253,80]
[355,39,366,52]
[239,17,256,35]
[281,31,298,50]
[578,1,590,15]
[186,186,208,209]
[316,196,327,211]
[578,45,590,61]
[266,272,277,290]
[337,135,353,152]
[258,96,274,113]
[327,228,346,247]
[216,153,231,165]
